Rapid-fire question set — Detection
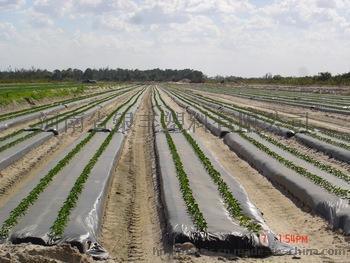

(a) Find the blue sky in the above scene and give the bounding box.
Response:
[0,0,350,77]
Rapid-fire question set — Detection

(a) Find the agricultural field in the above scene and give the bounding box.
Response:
[0,83,349,263]
[0,82,91,108]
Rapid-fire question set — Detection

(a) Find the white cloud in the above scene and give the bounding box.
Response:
[0,22,17,40]
[180,0,253,14]
[0,0,350,76]
[33,0,73,17]
[95,15,138,32]
[0,0,25,11]
[130,6,189,25]
[28,11,54,27]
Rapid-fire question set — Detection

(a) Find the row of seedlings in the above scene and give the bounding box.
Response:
[0,87,141,171]
[0,89,145,243]
[181,88,350,145]
[0,83,137,123]
[153,89,286,255]
[176,89,350,163]
[0,88,129,151]
[166,88,350,234]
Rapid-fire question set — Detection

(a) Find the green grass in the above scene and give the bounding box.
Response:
[0,85,130,122]
[0,82,87,106]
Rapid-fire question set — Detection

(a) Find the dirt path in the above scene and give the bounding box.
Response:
[193,90,350,134]
[0,90,138,208]
[159,88,350,263]
[0,244,94,263]
[101,89,164,262]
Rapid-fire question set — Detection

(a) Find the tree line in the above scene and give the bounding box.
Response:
[1,67,350,86]
[210,72,350,86]
[0,68,205,83]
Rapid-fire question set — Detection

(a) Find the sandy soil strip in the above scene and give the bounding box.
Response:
[159,88,350,263]
[0,244,94,263]
[101,89,164,262]
[192,90,350,134]
[0,90,138,208]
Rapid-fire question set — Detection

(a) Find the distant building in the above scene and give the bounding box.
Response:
[82,79,97,84]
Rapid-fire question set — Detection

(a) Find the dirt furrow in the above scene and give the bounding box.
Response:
[101,89,164,262]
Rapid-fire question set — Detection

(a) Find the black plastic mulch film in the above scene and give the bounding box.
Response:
[0,87,137,171]
[152,90,291,256]
[165,89,350,236]
[184,91,350,164]
[0,88,144,260]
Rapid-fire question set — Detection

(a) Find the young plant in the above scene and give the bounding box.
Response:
[49,90,145,237]
[0,89,144,239]
[154,91,207,232]
[170,90,350,200]
[157,89,261,233]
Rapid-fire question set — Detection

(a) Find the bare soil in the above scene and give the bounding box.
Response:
[101,89,164,262]
[191,88,350,172]
[1,86,349,263]
[196,83,350,95]
[0,244,94,263]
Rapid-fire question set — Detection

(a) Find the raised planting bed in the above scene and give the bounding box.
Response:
[153,90,291,256]
[51,91,145,259]
[166,89,350,234]
[179,91,295,138]
[0,88,140,171]
[207,89,350,115]
[295,133,350,164]
[185,90,350,145]
[170,91,350,188]
[0,89,145,249]
[223,133,350,234]
[0,85,137,131]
